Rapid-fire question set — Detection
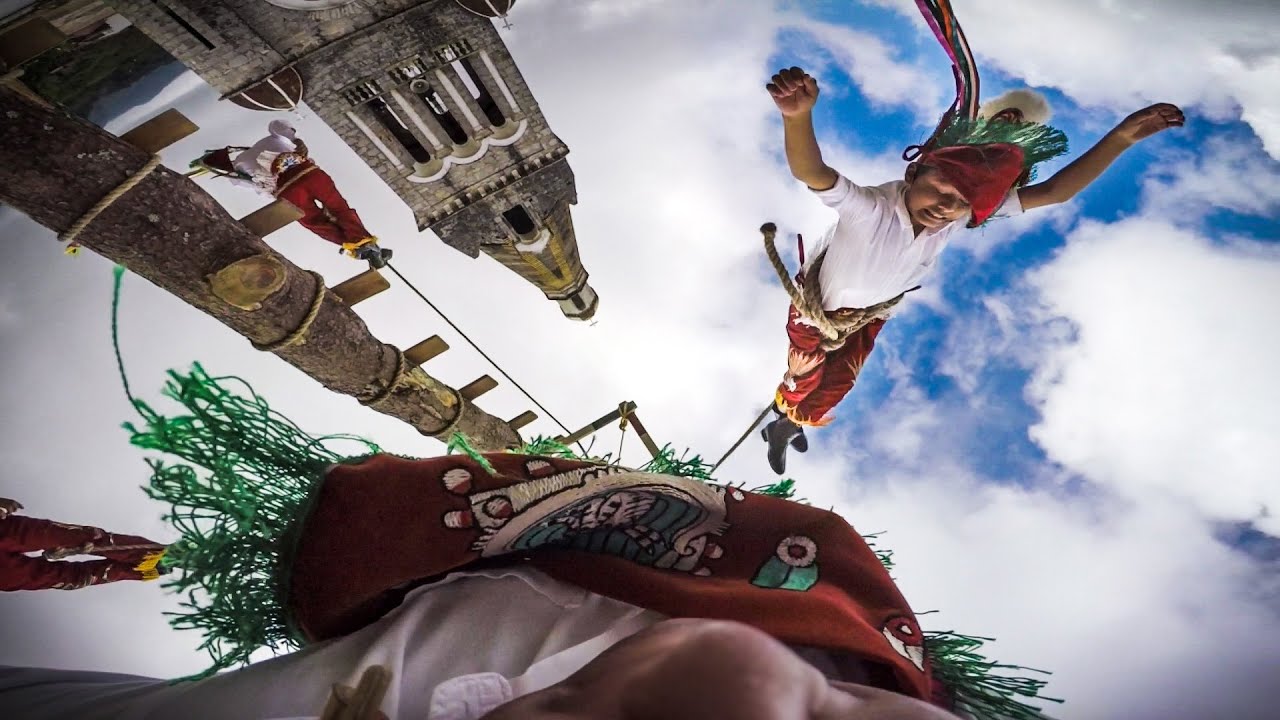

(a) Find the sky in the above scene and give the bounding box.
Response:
[2,1,1279,719]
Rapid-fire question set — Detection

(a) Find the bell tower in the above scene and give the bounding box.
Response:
[105,0,597,320]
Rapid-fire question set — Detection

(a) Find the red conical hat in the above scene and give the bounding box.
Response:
[921,143,1025,227]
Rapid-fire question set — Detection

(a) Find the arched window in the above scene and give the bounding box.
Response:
[502,205,536,236]
[368,96,432,163]
[452,58,506,127]
[414,83,469,145]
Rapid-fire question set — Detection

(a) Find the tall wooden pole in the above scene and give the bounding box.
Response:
[0,87,520,450]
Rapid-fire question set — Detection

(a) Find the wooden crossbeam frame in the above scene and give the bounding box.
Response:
[331,269,390,306]
[508,410,538,430]
[405,335,448,366]
[459,374,497,401]
[556,401,661,459]
[120,108,199,154]
[0,17,65,69]
[239,199,304,237]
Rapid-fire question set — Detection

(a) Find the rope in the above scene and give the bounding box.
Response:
[426,386,466,439]
[384,262,585,453]
[356,342,464,438]
[43,541,166,560]
[613,402,631,466]
[252,270,326,352]
[762,222,907,352]
[359,345,408,407]
[59,153,163,249]
[111,266,138,409]
[710,404,774,473]
[761,223,842,342]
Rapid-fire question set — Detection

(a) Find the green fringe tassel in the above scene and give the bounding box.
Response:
[927,631,1063,719]
[517,435,582,458]
[640,444,716,480]
[128,364,379,679]
[860,531,896,574]
[932,117,1070,181]
[445,431,496,474]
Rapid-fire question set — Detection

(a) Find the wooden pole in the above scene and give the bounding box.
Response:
[0,88,520,450]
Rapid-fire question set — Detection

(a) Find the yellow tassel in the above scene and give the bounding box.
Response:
[340,236,379,258]
[134,549,166,581]
[64,243,80,256]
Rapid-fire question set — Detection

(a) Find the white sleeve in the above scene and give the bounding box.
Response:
[993,189,1025,218]
[810,174,879,221]
[229,177,274,197]
[233,135,295,175]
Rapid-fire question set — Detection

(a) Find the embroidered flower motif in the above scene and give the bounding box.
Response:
[775,535,817,568]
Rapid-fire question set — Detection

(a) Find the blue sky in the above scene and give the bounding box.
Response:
[2,2,1279,718]
[778,2,1279,502]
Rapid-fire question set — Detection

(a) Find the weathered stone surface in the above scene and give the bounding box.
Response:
[104,0,597,319]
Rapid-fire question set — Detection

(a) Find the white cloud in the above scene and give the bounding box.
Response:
[1026,217,1280,534]
[1140,134,1280,222]
[869,0,1280,156]
[783,14,948,123]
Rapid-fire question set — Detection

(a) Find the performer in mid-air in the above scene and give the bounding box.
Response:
[0,497,166,591]
[758,6,1183,475]
[189,119,393,268]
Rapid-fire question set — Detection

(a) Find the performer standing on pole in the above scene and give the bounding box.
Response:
[189,120,394,269]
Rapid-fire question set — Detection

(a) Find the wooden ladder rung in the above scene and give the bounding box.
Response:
[239,199,304,237]
[459,375,498,401]
[508,410,538,430]
[0,18,65,68]
[405,335,449,366]
[331,269,390,306]
[120,108,199,153]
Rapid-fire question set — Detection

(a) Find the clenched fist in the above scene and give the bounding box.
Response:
[767,67,820,117]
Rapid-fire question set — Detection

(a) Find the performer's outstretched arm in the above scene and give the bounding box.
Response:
[1020,103,1184,210]
[768,67,839,192]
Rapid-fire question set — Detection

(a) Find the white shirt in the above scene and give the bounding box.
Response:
[805,175,1022,310]
[230,120,300,195]
[0,568,666,720]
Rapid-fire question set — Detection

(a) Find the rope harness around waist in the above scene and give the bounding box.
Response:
[761,223,906,351]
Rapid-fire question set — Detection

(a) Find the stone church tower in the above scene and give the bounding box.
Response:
[105,0,598,321]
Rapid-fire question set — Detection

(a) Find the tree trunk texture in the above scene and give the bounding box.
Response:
[0,87,520,450]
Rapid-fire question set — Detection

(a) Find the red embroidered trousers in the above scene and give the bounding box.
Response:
[774,302,885,427]
[0,515,162,591]
[275,166,374,247]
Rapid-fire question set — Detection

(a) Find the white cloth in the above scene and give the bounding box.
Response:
[0,567,666,720]
[232,121,299,195]
[805,175,1022,310]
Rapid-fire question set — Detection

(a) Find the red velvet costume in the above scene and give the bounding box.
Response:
[273,162,375,249]
[0,510,165,591]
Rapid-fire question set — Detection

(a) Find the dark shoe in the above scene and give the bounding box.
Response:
[762,416,802,475]
[356,243,390,269]
[791,429,808,453]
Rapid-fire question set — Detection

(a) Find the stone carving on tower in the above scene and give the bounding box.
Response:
[104,0,598,320]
